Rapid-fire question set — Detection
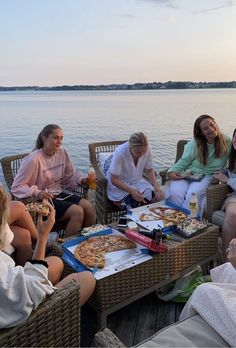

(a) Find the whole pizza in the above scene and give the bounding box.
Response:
[74,235,136,268]
[140,207,187,227]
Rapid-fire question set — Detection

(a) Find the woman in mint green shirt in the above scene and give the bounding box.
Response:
[165,114,231,217]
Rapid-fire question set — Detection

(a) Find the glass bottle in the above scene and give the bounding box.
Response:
[87,165,97,190]
[189,192,198,218]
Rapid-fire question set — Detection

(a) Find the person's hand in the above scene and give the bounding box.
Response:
[38,190,53,200]
[37,200,56,239]
[168,172,183,181]
[213,171,228,184]
[154,186,164,201]
[130,189,145,203]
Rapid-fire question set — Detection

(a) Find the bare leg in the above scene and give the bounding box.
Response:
[7,201,38,244]
[222,202,236,262]
[79,198,96,227]
[45,256,64,285]
[60,204,84,237]
[56,271,96,305]
[11,225,32,266]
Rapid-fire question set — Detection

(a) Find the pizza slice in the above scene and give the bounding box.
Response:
[139,212,160,221]
[26,202,49,216]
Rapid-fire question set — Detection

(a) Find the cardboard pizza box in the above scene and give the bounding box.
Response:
[61,227,152,280]
[126,200,189,231]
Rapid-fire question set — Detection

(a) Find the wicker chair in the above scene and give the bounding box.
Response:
[159,140,188,185]
[88,140,127,224]
[0,281,81,347]
[0,153,88,230]
[0,153,87,200]
[206,183,230,223]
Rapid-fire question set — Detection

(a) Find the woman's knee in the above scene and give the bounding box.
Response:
[8,201,26,223]
[79,199,94,214]
[46,256,64,283]
[63,204,84,220]
[225,205,236,224]
[11,226,32,247]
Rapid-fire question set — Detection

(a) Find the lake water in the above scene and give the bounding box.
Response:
[1,89,236,186]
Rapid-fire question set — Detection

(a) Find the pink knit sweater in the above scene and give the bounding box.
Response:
[11,148,83,198]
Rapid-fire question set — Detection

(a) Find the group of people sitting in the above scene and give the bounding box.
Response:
[1,114,236,346]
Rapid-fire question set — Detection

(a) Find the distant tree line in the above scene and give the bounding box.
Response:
[0,81,236,91]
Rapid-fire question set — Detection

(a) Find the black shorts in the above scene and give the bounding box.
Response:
[53,194,81,220]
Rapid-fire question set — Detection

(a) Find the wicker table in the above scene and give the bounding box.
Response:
[57,224,219,329]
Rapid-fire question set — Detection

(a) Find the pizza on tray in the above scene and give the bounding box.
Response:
[74,235,136,268]
[139,207,187,227]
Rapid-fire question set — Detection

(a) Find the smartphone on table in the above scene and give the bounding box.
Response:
[117,217,128,227]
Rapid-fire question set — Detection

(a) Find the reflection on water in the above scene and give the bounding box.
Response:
[1,89,236,186]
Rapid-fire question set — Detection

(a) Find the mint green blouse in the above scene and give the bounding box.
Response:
[168,135,231,176]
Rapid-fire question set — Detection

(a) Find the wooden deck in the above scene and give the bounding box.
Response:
[81,262,213,347]
[81,292,185,347]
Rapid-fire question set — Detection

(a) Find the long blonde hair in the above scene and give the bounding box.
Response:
[0,186,9,250]
[193,114,228,165]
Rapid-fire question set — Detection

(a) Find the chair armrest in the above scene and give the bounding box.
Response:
[159,168,169,185]
[0,281,80,347]
[93,328,126,347]
[206,183,230,222]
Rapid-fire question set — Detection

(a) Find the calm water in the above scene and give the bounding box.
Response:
[1,89,236,186]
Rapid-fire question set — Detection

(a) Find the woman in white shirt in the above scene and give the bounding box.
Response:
[106,132,164,209]
[0,186,95,328]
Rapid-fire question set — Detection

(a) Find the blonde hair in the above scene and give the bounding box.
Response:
[194,114,228,165]
[129,132,148,147]
[0,186,9,250]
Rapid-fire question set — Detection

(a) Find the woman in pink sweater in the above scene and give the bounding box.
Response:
[12,124,96,237]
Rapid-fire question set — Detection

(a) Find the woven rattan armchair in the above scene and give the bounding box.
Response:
[0,280,80,347]
[206,183,230,223]
[159,140,188,185]
[88,140,127,224]
[0,153,87,200]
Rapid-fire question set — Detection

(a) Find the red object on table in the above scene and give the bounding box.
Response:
[125,229,168,253]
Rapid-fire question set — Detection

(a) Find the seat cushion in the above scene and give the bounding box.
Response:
[98,152,113,175]
[136,314,229,347]
[103,154,113,176]
[212,210,225,228]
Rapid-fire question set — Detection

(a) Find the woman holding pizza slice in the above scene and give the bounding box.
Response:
[0,186,96,329]
[106,132,164,209]
[11,124,96,237]
[165,114,231,217]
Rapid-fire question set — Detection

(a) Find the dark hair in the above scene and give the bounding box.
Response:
[228,128,236,171]
[35,124,61,149]
[193,114,228,165]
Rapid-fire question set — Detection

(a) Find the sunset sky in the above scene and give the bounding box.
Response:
[1,0,236,86]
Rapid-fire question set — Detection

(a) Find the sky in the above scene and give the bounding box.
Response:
[1,0,236,86]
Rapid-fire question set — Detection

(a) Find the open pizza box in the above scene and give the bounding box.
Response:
[61,227,152,280]
[126,200,189,232]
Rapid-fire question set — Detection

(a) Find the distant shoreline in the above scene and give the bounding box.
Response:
[1,80,236,91]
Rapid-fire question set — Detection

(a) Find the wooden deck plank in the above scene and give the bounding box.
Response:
[133,293,158,346]
[81,293,186,347]
[110,299,140,346]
